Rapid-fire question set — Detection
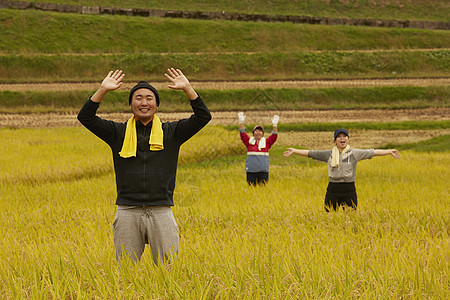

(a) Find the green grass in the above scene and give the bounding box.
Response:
[1,86,448,113]
[1,10,449,55]
[382,134,450,152]
[1,50,449,82]
[1,9,448,83]
[228,121,450,133]
[278,121,450,131]
[0,127,448,298]
[14,0,450,21]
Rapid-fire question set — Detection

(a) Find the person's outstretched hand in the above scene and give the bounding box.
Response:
[283,148,295,157]
[390,149,401,159]
[165,68,191,91]
[101,70,125,91]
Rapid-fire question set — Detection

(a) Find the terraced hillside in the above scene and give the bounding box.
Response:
[0,0,449,146]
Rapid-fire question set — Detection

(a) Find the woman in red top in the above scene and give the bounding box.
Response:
[238,112,279,186]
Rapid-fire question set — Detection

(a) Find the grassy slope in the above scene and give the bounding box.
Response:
[234,121,450,132]
[0,3,447,132]
[1,50,449,82]
[382,134,450,152]
[2,10,449,54]
[17,0,450,21]
[0,10,449,83]
[1,86,449,113]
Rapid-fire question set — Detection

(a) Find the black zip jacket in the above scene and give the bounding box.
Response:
[77,95,211,206]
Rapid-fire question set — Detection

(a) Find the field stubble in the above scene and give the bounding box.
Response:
[1,107,448,149]
[1,78,449,91]
[1,108,448,128]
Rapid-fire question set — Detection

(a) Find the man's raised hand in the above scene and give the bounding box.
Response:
[91,70,125,103]
[165,68,191,90]
[165,68,197,100]
[101,70,125,92]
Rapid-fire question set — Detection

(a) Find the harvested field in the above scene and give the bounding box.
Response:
[1,108,448,149]
[1,78,449,91]
[1,78,447,147]
[1,112,447,149]
[0,108,448,128]
[209,108,450,126]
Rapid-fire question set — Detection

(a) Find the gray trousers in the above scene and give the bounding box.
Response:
[113,205,179,265]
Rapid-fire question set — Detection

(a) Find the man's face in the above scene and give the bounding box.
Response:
[130,88,158,125]
[253,129,264,140]
[335,133,349,149]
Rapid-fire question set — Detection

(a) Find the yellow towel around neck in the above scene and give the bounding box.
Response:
[119,115,164,158]
[331,145,350,167]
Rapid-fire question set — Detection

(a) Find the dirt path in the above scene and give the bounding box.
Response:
[1,77,449,91]
[1,108,448,128]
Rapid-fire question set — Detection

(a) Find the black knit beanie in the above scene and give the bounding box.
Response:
[128,81,160,107]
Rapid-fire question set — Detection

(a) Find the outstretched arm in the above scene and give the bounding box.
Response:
[91,70,125,103]
[283,148,309,157]
[164,68,197,100]
[374,149,401,159]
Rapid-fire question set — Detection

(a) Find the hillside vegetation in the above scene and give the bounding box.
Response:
[2,9,449,54]
[0,8,448,85]
[12,0,450,21]
[0,1,448,122]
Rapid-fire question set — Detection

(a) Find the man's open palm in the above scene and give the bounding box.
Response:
[165,68,190,90]
[102,70,125,91]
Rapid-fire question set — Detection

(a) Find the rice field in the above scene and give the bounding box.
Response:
[0,126,448,299]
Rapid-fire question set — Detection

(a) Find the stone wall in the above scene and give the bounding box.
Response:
[1,0,448,30]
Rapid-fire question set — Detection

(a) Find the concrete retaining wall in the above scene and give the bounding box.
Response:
[1,0,448,30]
